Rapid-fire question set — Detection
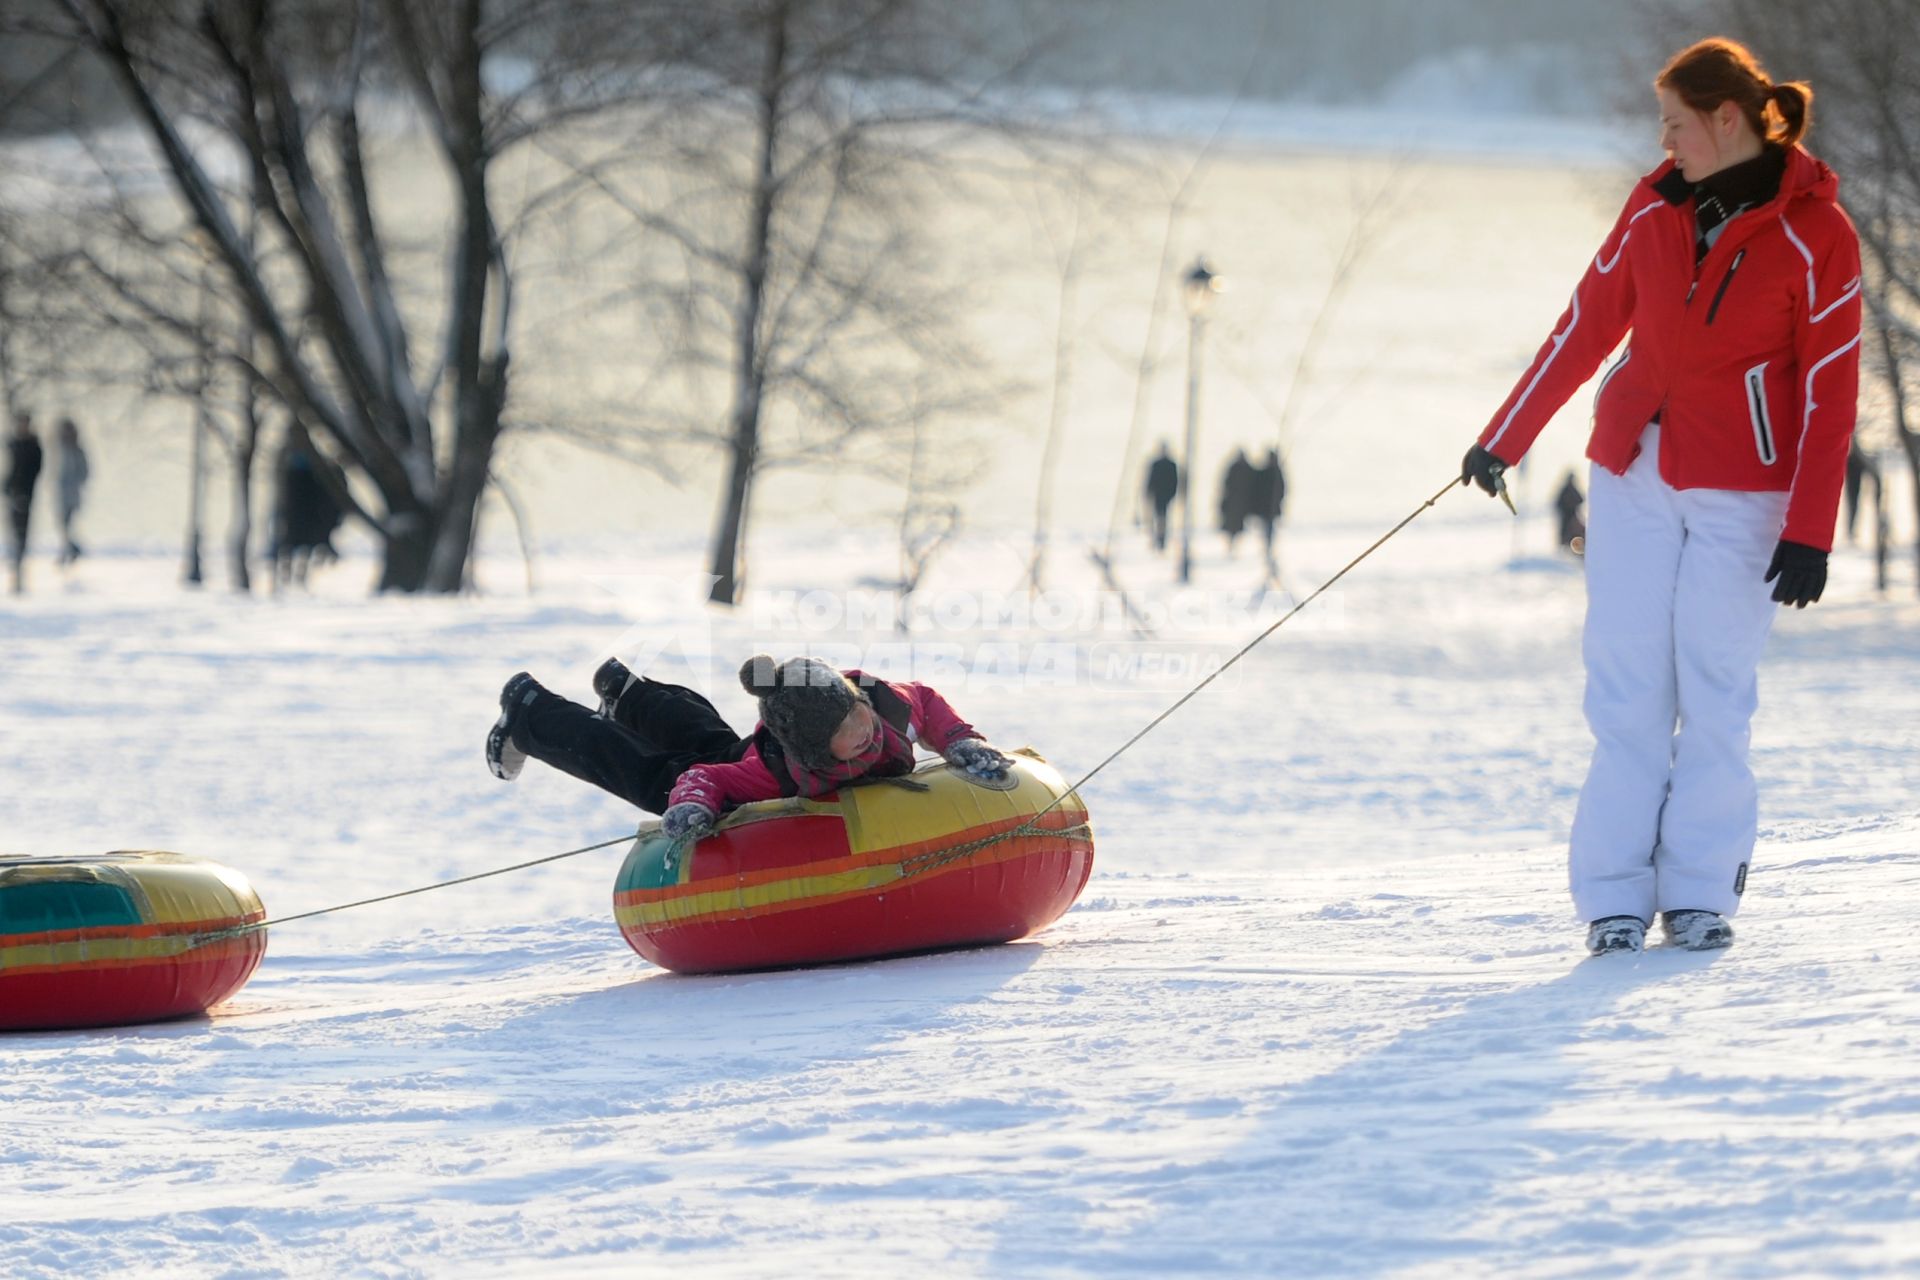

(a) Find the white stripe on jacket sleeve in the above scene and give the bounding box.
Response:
[1487,200,1661,453]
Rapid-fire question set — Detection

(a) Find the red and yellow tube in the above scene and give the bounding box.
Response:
[614,749,1095,974]
[1,852,266,1031]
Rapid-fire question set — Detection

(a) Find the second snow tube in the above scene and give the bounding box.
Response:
[0,852,267,1031]
[614,748,1094,974]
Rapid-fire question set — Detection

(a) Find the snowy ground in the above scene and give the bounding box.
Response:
[5,511,1919,1277]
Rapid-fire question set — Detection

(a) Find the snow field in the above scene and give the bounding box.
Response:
[4,517,1919,1275]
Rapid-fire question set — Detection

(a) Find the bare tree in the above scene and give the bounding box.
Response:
[192,260,270,594]
[8,0,680,592]
[890,407,962,627]
[526,0,1055,605]
[0,228,25,421]
[0,199,62,423]
[1020,167,1089,600]
[2,145,279,591]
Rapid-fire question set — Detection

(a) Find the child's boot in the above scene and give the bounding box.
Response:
[592,657,638,719]
[486,671,547,781]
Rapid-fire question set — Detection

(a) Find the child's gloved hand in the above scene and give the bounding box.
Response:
[944,739,1012,780]
[661,801,717,842]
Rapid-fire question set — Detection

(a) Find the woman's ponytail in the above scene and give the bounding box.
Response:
[1767,80,1813,147]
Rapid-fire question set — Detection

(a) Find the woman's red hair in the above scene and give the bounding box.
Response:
[1658,37,1812,147]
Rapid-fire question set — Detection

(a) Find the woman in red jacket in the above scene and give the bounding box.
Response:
[1460,38,1861,956]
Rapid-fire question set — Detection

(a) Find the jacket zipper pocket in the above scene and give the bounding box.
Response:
[1706,249,1747,325]
[1593,350,1632,414]
[1745,361,1776,465]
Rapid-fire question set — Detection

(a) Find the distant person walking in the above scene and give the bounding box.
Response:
[1842,441,1875,545]
[1554,471,1586,552]
[1460,39,1860,956]
[1142,443,1179,552]
[55,417,89,566]
[270,425,345,590]
[1217,448,1255,556]
[1250,447,1287,582]
[5,411,43,595]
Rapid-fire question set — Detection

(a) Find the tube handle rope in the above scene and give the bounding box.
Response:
[1024,474,1462,826]
[191,834,636,943]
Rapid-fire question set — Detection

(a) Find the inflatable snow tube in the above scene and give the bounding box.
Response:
[614,748,1094,974]
[0,852,267,1031]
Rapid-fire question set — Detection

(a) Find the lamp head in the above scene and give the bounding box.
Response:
[1183,258,1223,317]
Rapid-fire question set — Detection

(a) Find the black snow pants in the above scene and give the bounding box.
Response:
[518,677,753,814]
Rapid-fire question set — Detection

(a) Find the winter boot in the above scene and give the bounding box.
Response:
[486,671,546,781]
[592,656,638,719]
[1662,909,1734,951]
[1586,915,1647,955]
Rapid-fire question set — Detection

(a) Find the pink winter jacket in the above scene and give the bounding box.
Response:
[666,671,980,813]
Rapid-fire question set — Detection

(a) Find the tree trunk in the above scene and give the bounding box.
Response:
[227,432,256,593]
[1028,194,1082,599]
[422,1,507,597]
[184,403,207,587]
[710,435,754,604]
[1870,293,1920,597]
[1901,428,1920,597]
[424,416,498,593]
[0,269,17,421]
[379,514,435,592]
[1871,467,1889,594]
[228,252,261,594]
[707,1,788,607]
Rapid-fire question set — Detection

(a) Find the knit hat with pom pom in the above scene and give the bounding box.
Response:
[739,655,866,771]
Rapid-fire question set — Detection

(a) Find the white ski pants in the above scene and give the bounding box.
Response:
[1569,424,1788,922]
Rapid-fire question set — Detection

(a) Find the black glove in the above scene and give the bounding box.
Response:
[1460,444,1509,498]
[1764,539,1827,609]
[944,738,1012,780]
[661,801,717,842]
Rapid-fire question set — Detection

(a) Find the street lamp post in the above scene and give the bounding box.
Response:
[1179,257,1221,585]
[184,261,211,587]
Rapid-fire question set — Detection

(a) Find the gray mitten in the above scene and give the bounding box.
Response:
[944,738,1012,780]
[661,801,717,842]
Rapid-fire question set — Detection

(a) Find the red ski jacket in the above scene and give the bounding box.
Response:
[1478,146,1862,550]
[667,671,980,813]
